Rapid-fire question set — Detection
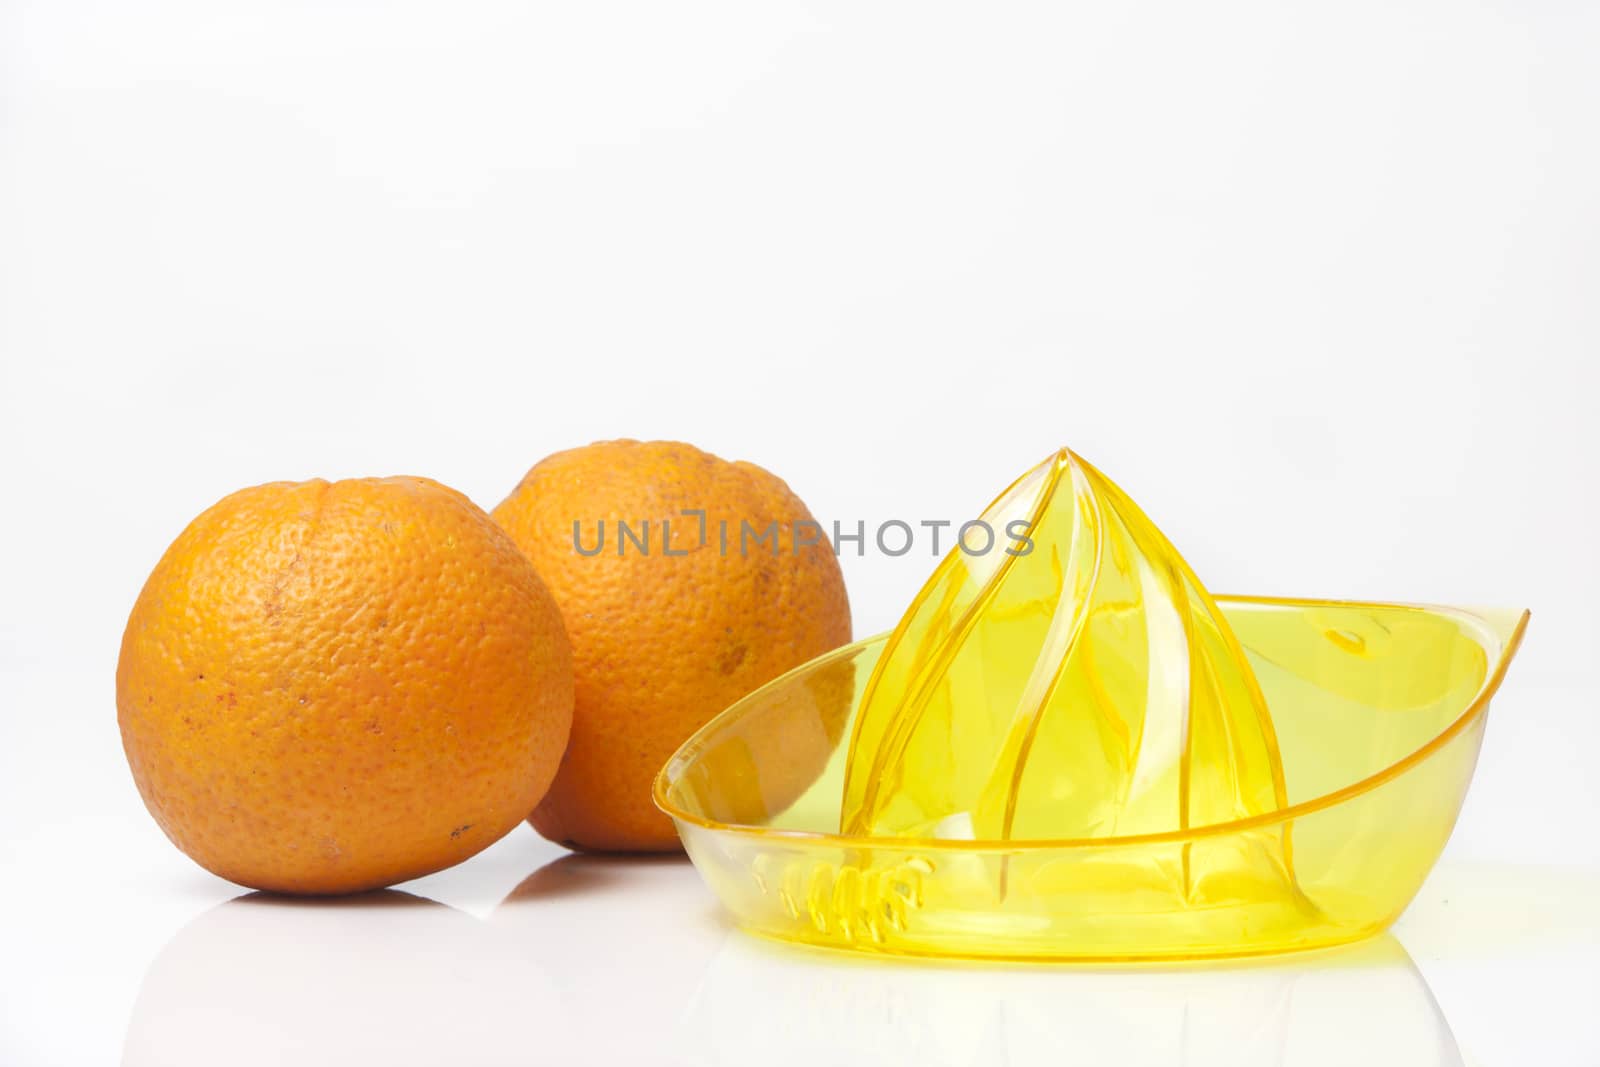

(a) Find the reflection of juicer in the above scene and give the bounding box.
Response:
[656,448,1529,960]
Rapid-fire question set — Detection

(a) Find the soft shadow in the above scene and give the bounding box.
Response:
[224,887,441,910]
[500,851,692,904]
[1396,861,1600,957]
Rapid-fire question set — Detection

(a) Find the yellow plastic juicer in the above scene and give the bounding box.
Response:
[655,449,1528,961]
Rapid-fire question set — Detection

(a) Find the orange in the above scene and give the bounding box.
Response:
[492,440,852,851]
[116,476,574,894]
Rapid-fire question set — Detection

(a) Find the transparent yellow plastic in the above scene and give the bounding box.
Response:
[658,599,1524,960]
[841,449,1290,852]
[655,449,1527,961]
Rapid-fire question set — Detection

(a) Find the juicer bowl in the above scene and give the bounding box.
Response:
[655,596,1527,962]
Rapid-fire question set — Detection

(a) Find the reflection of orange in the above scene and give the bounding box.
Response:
[116,477,574,894]
[124,890,561,1065]
[493,440,851,852]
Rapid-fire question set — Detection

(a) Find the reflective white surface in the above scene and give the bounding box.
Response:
[3,0,1598,1062]
[3,822,1594,1065]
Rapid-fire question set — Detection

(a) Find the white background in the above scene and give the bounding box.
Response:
[2,1,1596,1064]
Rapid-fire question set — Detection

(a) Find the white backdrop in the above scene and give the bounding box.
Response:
[2,2,1597,1064]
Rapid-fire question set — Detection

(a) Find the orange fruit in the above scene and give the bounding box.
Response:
[117,476,574,894]
[492,440,852,851]
[676,646,859,828]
